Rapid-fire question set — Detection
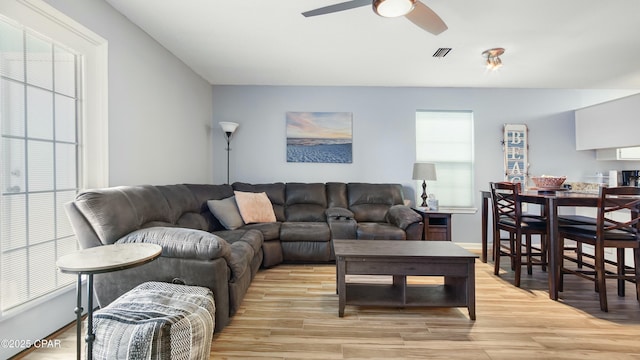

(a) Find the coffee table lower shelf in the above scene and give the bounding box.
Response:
[344,282,469,308]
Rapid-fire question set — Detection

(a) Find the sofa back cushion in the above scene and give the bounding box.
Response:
[232,182,286,222]
[285,183,327,222]
[347,183,405,222]
[156,185,205,229]
[184,184,235,232]
[75,185,172,245]
[326,182,348,208]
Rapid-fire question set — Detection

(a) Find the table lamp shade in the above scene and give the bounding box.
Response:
[412,162,437,181]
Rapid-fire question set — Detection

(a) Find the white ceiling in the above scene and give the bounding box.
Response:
[105,0,640,89]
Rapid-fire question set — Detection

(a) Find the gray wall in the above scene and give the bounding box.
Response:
[44,0,214,186]
[212,85,640,244]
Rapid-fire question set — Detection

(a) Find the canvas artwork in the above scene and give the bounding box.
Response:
[286,112,353,163]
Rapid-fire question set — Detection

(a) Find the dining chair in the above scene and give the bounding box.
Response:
[490,181,548,287]
[558,186,640,312]
[558,214,618,271]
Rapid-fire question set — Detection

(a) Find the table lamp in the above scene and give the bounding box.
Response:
[412,162,437,207]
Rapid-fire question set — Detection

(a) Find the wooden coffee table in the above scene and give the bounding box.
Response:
[333,240,478,320]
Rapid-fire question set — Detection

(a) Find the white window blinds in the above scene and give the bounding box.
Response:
[416,110,474,208]
[0,18,79,313]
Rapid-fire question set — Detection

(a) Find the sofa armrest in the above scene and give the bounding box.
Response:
[117,227,231,261]
[325,207,354,220]
[64,201,103,249]
[386,205,423,230]
[326,207,357,240]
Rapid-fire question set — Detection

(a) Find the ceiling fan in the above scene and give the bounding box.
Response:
[302,0,447,35]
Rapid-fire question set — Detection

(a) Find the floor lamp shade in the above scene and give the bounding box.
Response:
[220,121,239,139]
[220,122,239,184]
[412,162,437,207]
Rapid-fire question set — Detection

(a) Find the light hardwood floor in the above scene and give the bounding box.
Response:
[17,254,640,360]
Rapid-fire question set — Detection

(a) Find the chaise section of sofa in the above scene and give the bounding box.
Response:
[65,184,263,332]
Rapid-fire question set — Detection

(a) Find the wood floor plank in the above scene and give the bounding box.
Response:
[16,256,640,359]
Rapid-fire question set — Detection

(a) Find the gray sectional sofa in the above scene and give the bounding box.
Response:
[65,182,423,332]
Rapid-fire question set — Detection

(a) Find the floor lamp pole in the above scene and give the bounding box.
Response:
[225,134,231,185]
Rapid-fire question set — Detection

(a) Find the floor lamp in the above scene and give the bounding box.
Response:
[412,162,437,207]
[220,122,239,184]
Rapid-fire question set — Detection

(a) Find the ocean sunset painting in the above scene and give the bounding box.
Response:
[286,112,353,163]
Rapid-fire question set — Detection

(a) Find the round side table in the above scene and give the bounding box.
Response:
[56,242,162,360]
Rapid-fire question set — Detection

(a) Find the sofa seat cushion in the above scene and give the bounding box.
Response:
[240,222,281,241]
[280,222,331,242]
[117,227,231,261]
[357,222,406,240]
[213,229,263,254]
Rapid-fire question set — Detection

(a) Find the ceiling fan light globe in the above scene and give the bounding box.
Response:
[373,0,416,18]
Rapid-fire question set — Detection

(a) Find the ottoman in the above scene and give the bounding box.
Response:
[91,281,215,360]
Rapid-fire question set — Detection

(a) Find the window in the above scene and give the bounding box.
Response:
[0,18,79,313]
[416,110,474,209]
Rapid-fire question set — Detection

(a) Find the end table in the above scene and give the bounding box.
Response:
[413,207,452,241]
[56,243,162,360]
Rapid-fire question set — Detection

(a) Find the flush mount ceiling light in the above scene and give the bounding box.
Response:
[373,0,417,17]
[482,47,505,71]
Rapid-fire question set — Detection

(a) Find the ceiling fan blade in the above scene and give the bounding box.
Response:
[302,0,371,17]
[405,1,448,35]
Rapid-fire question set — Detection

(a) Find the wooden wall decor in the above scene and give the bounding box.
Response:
[502,124,529,187]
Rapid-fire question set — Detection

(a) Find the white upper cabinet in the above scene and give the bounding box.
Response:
[575,93,640,150]
[596,147,640,160]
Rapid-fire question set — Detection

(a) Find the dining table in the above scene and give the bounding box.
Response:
[480,189,600,301]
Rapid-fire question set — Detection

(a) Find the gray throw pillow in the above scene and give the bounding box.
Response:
[207,196,245,230]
